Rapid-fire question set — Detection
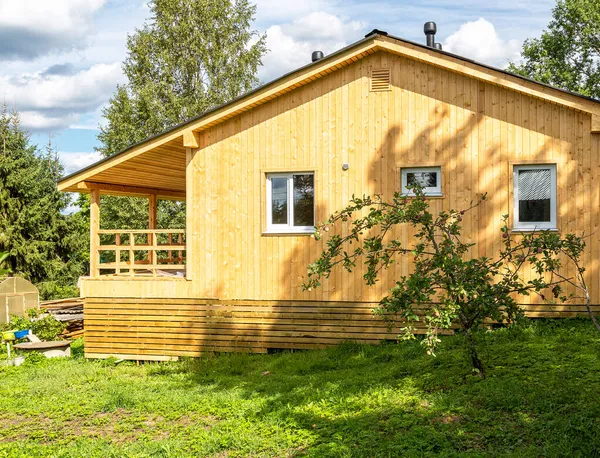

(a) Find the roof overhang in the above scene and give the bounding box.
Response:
[58,31,600,198]
[58,136,187,200]
[57,34,380,198]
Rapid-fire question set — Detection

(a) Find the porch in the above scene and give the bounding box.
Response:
[55,134,189,280]
[89,191,187,279]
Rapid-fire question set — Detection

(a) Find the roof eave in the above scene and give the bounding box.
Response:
[58,30,600,192]
[57,34,380,191]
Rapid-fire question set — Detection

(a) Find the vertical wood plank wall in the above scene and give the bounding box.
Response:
[186,50,600,307]
[83,49,600,359]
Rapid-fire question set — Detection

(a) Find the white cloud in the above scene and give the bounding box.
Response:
[443,18,521,68]
[2,63,125,131]
[259,12,366,83]
[58,151,103,175]
[0,0,106,60]
[286,12,365,42]
[19,112,79,131]
[254,0,331,24]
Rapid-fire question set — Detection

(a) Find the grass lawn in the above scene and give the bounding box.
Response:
[1,319,600,457]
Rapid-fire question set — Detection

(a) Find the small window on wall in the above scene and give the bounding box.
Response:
[266,173,315,233]
[513,164,557,230]
[401,167,442,196]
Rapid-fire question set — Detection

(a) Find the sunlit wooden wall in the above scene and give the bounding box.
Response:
[185,50,600,309]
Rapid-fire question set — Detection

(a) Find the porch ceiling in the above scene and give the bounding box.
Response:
[58,137,187,200]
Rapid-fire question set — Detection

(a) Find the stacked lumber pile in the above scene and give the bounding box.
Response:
[61,320,84,339]
[41,298,84,339]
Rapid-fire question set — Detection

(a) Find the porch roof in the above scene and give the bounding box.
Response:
[58,136,186,200]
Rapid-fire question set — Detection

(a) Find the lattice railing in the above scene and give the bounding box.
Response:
[95,229,186,277]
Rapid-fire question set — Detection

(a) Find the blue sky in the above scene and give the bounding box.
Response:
[0,0,556,175]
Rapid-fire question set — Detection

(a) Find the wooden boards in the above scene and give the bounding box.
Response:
[182,49,600,307]
[89,189,100,278]
[84,298,426,359]
[96,229,186,277]
[83,297,596,360]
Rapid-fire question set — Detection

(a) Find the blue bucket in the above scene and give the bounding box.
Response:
[13,330,29,339]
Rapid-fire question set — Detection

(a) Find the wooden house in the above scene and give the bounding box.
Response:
[58,28,600,361]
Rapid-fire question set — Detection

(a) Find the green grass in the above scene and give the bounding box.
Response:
[1,319,600,457]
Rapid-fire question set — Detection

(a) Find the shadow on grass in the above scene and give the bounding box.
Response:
[152,319,600,456]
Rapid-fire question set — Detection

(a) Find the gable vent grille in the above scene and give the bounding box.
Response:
[370,68,391,92]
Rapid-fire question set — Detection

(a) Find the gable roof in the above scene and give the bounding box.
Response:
[58,30,600,195]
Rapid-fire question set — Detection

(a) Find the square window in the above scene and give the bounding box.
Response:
[266,173,315,233]
[513,164,557,230]
[401,167,442,196]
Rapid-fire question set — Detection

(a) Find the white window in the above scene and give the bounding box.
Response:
[266,173,315,233]
[513,164,557,230]
[401,167,442,196]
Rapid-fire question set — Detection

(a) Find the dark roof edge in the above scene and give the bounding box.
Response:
[384,31,600,105]
[59,30,600,186]
[58,34,376,185]
[365,29,388,37]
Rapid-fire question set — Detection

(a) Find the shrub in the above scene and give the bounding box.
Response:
[1,308,66,341]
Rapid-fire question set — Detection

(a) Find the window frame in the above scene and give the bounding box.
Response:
[513,164,557,231]
[400,166,443,197]
[265,172,315,234]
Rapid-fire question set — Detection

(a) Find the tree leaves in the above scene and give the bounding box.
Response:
[0,251,10,277]
[509,0,600,99]
[0,106,87,298]
[98,0,266,157]
[304,184,587,377]
[97,0,266,230]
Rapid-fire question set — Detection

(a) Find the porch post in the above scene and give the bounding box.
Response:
[185,148,194,281]
[148,194,157,272]
[89,188,100,277]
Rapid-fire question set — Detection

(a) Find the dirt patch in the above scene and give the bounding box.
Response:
[432,414,462,425]
[0,410,215,444]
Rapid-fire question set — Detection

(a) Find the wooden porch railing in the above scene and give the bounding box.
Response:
[94,229,186,277]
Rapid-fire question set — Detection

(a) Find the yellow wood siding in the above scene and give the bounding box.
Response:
[182,50,599,305]
[83,297,595,361]
[81,49,600,360]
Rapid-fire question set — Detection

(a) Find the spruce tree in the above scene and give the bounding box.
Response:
[0,106,87,298]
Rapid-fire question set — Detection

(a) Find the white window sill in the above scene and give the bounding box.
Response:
[511,227,559,233]
[401,193,444,198]
[263,229,315,236]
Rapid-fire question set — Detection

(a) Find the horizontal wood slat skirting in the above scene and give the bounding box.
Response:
[83,298,600,360]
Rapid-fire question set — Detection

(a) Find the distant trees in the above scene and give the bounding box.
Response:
[97,0,267,229]
[0,106,87,299]
[0,0,268,297]
[509,0,600,99]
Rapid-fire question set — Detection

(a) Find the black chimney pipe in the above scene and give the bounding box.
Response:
[312,51,324,62]
[424,22,437,48]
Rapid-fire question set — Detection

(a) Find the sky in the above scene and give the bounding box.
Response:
[0,0,556,176]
